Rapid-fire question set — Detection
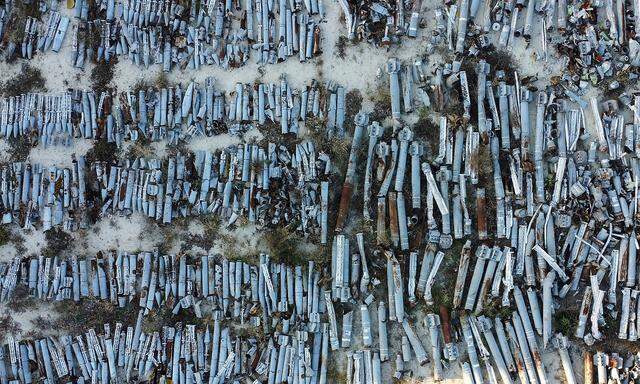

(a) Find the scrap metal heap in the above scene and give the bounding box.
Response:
[321,55,640,382]
[383,56,432,118]
[0,77,346,146]
[5,0,640,380]
[1,240,640,384]
[427,0,640,88]
[6,58,640,381]
[338,0,424,44]
[1,0,324,68]
[5,61,640,383]
[73,0,324,70]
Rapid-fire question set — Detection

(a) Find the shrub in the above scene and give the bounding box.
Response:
[335,36,348,59]
[555,310,578,336]
[7,135,33,162]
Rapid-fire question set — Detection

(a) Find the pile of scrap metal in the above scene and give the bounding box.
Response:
[0,156,88,231]
[67,0,324,70]
[432,0,640,85]
[319,57,640,383]
[0,0,325,66]
[0,253,336,384]
[0,78,347,146]
[391,56,640,383]
[430,0,554,57]
[329,59,475,250]
[327,232,639,383]
[437,51,640,337]
[0,1,70,61]
[88,141,331,237]
[589,351,640,384]
[338,0,424,44]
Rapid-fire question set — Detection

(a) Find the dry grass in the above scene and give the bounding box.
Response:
[54,298,139,333]
[413,107,439,158]
[3,1,42,55]
[368,84,392,124]
[344,89,363,134]
[0,314,21,341]
[0,225,10,247]
[1,64,46,97]
[142,304,210,333]
[335,36,348,59]
[154,71,171,89]
[91,59,116,94]
[305,116,351,175]
[125,138,155,159]
[262,227,319,265]
[177,216,222,253]
[5,285,37,313]
[85,140,120,163]
[7,135,33,162]
[218,232,259,264]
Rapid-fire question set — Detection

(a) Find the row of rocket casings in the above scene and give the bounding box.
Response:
[0,246,517,383]
[1,0,327,69]
[1,246,638,383]
[0,139,331,234]
[0,251,426,384]
[0,319,339,384]
[0,310,399,384]
[0,78,347,146]
[0,313,633,384]
[0,60,434,150]
[0,253,332,321]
